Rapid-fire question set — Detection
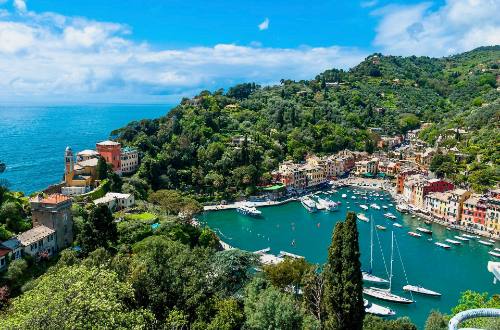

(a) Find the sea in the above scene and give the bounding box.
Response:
[200,187,499,328]
[0,104,170,194]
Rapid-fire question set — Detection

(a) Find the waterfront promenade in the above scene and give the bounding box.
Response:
[203,197,297,211]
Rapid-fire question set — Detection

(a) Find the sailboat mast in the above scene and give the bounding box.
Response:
[389,231,394,292]
[370,215,374,273]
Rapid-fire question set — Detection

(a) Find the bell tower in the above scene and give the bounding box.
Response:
[65,146,74,185]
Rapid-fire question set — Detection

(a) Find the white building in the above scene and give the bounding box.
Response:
[94,192,135,211]
[17,225,56,258]
[120,147,139,174]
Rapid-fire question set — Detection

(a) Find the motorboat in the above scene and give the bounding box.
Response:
[408,231,422,238]
[416,227,432,235]
[478,240,494,246]
[376,225,387,231]
[455,236,469,242]
[360,204,369,210]
[351,196,357,200]
[357,213,369,222]
[462,234,476,239]
[403,285,441,297]
[236,204,262,217]
[300,197,317,212]
[384,213,397,220]
[445,239,461,245]
[424,220,432,225]
[488,251,500,258]
[393,223,403,228]
[396,204,410,213]
[494,248,500,252]
[370,203,381,210]
[435,242,451,249]
[342,194,347,198]
[382,205,388,209]
[364,299,395,316]
[316,197,339,212]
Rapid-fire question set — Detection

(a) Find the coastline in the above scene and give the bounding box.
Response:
[203,177,499,241]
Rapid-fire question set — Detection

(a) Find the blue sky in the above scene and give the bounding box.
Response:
[0,0,498,104]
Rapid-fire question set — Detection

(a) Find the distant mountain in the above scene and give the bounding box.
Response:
[113,46,499,198]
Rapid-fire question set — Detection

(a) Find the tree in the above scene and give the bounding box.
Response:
[209,249,258,296]
[4,259,28,290]
[244,277,308,330]
[79,204,117,253]
[302,266,324,324]
[96,156,108,180]
[1,265,155,329]
[263,257,312,293]
[164,309,189,330]
[424,310,447,330]
[450,291,500,329]
[363,315,417,330]
[208,298,244,330]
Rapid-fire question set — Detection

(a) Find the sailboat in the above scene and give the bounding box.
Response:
[363,232,414,304]
[403,285,441,297]
[364,299,395,316]
[362,216,389,285]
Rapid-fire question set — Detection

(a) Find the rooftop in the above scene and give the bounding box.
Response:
[77,158,99,167]
[122,146,137,153]
[31,193,71,205]
[96,140,121,146]
[1,238,20,250]
[0,248,11,258]
[77,149,99,156]
[17,225,55,246]
[94,192,132,205]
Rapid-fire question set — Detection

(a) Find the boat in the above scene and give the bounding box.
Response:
[370,203,381,210]
[424,220,432,225]
[416,227,433,235]
[445,239,461,245]
[494,248,500,252]
[488,239,496,243]
[462,234,476,239]
[403,285,441,297]
[382,205,388,209]
[364,299,395,316]
[454,236,469,242]
[408,231,422,238]
[478,240,494,246]
[300,197,317,212]
[316,197,339,212]
[393,223,403,228]
[488,251,500,258]
[435,242,451,249]
[360,204,369,210]
[362,216,389,285]
[363,232,413,304]
[376,225,387,231]
[389,204,393,207]
[236,204,262,217]
[384,213,397,220]
[396,204,410,213]
[351,196,357,200]
[357,213,369,222]
[342,194,347,198]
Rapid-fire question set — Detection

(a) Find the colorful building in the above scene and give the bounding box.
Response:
[404,175,454,209]
[445,189,472,223]
[120,147,139,174]
[63,146,96,195]
[16,225,56,259]
[486,189,500,235]
[461,194,488,230]
[96,140,122,174]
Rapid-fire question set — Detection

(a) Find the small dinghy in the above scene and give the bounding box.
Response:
[393,223,403,228]
[445,239,461,245]
[478,240,494,246]
[408,231,422,238]
[342,194,347,198]
[351,196,357,200]
[416,227,432,235]
[382,205,388,209]
[403,285,441,297]
[376,225,387,231]
[364,299,395,316]
[435,242,451,249]
[454,236,469,242]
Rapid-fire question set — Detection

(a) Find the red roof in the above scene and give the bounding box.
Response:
[31,194,71,205]
[0,248,11,258]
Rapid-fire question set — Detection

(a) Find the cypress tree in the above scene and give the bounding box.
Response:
[323,221,344,329]
[341,211,365,330]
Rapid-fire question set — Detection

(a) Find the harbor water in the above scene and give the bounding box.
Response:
[200,186,499,328]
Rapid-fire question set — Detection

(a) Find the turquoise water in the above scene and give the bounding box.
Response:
[200,186,499,328]
[0,104,170,194]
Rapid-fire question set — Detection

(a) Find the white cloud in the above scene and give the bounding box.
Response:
[13,0,26,13]
[258,17,269,31]
[373,0,500,56]
[361,0,378,8]
[0,8,366,103]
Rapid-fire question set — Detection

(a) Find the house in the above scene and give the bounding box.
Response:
[446,189,472,223]
[396,169,419,194]
[120,147,139,174]
[94,192,135,211]
[1,238,22,261]
[354,158,379,176]
[96,140,122,174]
[30,194,73,251]
[0,246,10,271]
[461,194,488,230]
[485,189,500,235]
[17,225,56,258]
[403,175,454,209]
[63,146,94,195]
[76,149,99,161]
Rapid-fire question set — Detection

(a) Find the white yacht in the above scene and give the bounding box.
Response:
[435,242,451,249]
[301,196,317,212]
[384,212,397,220]
[416,227,433,235]
[454,236,469,242]
[342,194,347,198]
[364,299,395,316]
[393,223,403,228]
[478,240,494,246]
[316,197,339,212]
[382,205,388,209]
[236,204,262,217]
[408,231,422,238]
[376,225,387,231]
[360,204,369,210]
[462,234,476,239]
[357,213,369,222]
[403,285,441,297]
[370,203,381,210]
[396,204,410,213]
[488,251,500,258]
[445,239,461,245]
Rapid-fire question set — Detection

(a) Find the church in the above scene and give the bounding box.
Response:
[62,146,98,195]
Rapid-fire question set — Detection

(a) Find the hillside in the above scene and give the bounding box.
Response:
[113,46,500,199]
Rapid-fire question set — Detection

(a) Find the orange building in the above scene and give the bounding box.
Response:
[96,140,121,174]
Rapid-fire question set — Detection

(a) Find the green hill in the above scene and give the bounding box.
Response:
[113,46,499,199]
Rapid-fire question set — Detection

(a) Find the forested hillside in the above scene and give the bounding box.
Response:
[113,46,499,199]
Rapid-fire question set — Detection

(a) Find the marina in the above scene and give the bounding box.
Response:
[200,186,499,327]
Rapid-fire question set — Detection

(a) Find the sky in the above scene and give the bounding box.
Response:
[0,0,499,104]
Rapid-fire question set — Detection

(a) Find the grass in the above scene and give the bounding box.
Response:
[122,212,157,221]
